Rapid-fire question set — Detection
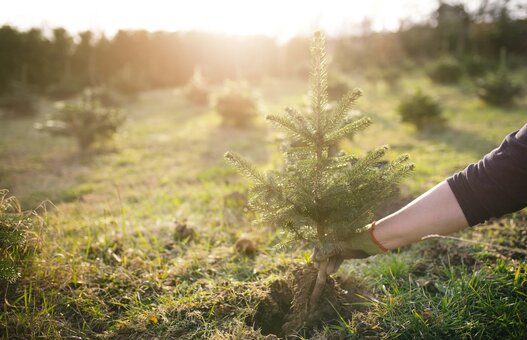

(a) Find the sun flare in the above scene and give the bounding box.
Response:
[2,0,439,38]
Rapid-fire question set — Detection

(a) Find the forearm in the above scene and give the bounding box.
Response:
[374,180,469,250]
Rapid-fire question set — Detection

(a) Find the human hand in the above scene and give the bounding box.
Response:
[312,222,386,274]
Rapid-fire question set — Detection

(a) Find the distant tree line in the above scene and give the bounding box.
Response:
[0,0,525,97]
[0,28,302,96]
[335,1,527,71]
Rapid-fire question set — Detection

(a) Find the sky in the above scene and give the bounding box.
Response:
[0,0,522,41]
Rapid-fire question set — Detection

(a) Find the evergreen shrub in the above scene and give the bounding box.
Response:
[184,67,209,106]
[477,53,522,107]
[0,190,42,287]
[398,90,443,129]
[478,72,522,106]
[215,80,258,127]
[427,57,464,84]
[35,95,125,152]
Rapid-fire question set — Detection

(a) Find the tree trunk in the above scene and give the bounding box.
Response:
[309,260,328,312]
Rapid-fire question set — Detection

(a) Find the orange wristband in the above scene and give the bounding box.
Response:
[369,221,388,252]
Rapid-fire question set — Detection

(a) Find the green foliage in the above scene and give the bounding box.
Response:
[477,71,522,107]
[225,32,413,248]
[398,90,443,129]
[0,82,38,118]
[0,190,41,285]
[35,95,125,152]
[477,53,522,106]
[355,250,527,339]
[184,67,209,106]
[215,80,259,127]
[427,57,464,84]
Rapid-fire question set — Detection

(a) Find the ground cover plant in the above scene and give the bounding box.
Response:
[0,37,526,340]
[226,32,413,335]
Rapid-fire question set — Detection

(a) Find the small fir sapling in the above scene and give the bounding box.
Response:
[398,89,443,129]
[184,67,209,105]
[225,32,413,311]
[215,80,259,127]
[0,190,42,287]
[35,92,125,152]
[477,50,523,107]
[427,56,464,84]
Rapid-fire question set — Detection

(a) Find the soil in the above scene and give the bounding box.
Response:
[249,263,370,338]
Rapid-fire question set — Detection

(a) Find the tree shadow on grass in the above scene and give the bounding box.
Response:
[207,122,270,165]
[416,124,499,157]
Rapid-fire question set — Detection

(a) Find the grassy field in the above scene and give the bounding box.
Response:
[1,71,526,339]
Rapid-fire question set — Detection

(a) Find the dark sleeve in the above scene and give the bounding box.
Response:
[446,123,527,226]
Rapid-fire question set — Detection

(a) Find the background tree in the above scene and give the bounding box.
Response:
[35,93,125,152]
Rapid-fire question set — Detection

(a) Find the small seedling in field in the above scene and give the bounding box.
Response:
[184,67,209,106]
[215,80,259,127]
[477,50,522,107]
[0,190,42,289]
[225,32,412,330]
[398,89,443,129]
[427,56,464,84]
[35,93,125,152]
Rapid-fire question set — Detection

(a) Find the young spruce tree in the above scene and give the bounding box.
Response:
[225,32,413,310]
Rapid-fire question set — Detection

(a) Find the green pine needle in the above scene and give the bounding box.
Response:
[225,32,413,246]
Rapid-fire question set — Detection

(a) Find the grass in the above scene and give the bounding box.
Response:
[0,71,526,338]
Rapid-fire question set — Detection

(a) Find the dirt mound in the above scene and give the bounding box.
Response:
[249,263,370,338]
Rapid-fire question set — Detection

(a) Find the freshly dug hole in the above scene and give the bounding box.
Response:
[249,263,369,338]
